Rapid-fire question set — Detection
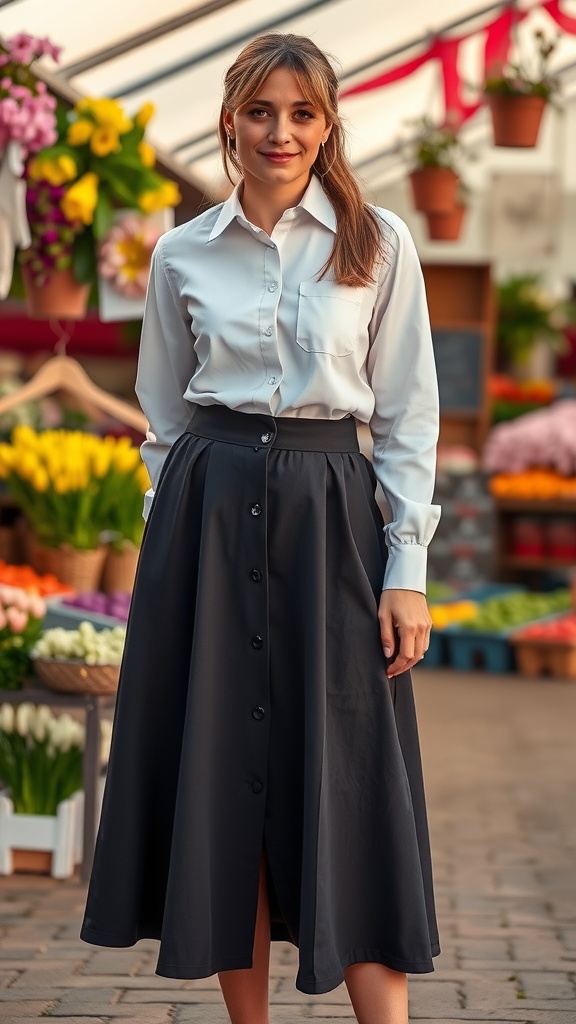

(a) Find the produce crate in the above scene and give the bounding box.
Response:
[510,613,576,679]
[511,639,576,679]
[421,584,525,669]
[444,627,515,673]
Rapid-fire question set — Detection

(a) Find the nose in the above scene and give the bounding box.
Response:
[267,116,292,145]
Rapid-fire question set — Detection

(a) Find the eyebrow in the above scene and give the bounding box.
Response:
[248,99,315,107]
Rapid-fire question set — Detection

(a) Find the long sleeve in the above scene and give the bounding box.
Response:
[367,213,441,593]
[135,239,198,519]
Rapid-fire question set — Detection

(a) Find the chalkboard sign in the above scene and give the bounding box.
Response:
[432,328,483,412]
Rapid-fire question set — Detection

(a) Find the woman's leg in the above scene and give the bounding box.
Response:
[344,962,408,1024]
[218,856,271,1024]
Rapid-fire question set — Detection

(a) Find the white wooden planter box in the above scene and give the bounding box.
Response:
[0,791,84,879]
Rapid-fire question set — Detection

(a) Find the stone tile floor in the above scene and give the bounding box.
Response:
[1,670,575,1023]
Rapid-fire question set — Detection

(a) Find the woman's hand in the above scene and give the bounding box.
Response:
[378,589,432,678]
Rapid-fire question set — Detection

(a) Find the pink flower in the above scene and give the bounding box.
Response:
[6,607,28,634]
[42,228,59,243]
[0,55,9,68]
[9,33,35,65]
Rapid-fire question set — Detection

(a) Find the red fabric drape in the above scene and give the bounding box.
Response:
[543,0,576,34]
[339,46,434,99]
[339,1,576,125]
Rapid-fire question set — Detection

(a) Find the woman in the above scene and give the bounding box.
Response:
[81,32,441,1024]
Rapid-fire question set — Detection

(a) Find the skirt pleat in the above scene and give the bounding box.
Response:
[80,405,440,994]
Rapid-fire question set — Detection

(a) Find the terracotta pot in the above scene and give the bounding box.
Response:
[425,204,466,242]
[487,94,547,148]
[22,266,89,321]
[101,543,140,594]
[12,849,52,874]
[28,538,107,591]
[409,167,459,214]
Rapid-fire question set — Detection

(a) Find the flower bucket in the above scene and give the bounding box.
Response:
[425,204,466,242]
[28,538,107,592]
[0,791,83,879]
[487,95,547,148]
[102,543,140,594]
[22,266,89,321]
[409,167,459,214]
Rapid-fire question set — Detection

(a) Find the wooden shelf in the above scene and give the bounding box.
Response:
[501,555,576,570]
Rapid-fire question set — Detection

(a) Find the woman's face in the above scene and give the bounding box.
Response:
[224,67,332,194]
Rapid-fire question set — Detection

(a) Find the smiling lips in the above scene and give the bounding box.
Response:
[260,151,299,162]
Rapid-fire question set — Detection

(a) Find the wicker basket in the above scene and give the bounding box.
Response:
[33,657,120,695]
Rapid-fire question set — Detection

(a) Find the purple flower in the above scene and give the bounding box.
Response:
[42,229,59,244]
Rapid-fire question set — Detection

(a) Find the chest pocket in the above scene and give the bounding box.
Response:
[296,281,364,356]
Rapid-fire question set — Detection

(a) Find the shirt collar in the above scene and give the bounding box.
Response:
[208,172,337,241]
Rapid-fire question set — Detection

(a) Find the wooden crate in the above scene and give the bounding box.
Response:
[511,639,576,680]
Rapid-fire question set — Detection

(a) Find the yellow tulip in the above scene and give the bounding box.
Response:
[135,101,155,128]
[92,448,113,479]
[53,473,70,495]
[89,98,133,134]
[137,140,156,168]
[90,126,121,157]
[19,452,39,482]
[32,466,49,492]
[139,179,181,213]
[61,172,99,226]
[113,448,140,474]
[137,463,151,493]
[67,118,95,146]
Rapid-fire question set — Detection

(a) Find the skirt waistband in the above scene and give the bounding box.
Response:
[186,404,359,453]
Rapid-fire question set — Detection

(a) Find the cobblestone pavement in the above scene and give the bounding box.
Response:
[1,670,575,1023]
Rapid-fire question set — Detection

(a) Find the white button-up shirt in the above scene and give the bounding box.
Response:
[136,173,441,592]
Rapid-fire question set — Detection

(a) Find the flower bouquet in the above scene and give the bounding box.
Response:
[0,426,150,590]
[0,584,46,690]
[20,93,181,317]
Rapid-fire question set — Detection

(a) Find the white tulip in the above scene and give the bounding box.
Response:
[15,702,35,737]
[0,703,15,733]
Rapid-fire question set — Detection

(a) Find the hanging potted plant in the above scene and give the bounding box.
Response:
[484,30,560,148]
[424,182,469,242]
[405,117,472,214]
[19,95,181,319]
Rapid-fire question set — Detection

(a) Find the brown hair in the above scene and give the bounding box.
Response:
[218,33,383,287]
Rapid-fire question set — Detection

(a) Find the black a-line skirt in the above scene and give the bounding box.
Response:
[80,403,440,994]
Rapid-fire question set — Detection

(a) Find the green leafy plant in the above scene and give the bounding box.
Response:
[496,274,567,366]
[0,700,111,814]
[405,116,473,172]
[484,30,560,101]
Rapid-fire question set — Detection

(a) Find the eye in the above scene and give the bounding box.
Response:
[248,108,269,118]
[294,109,315,120]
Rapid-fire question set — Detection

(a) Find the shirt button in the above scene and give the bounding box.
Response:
[268,376,278,385]
[250,503,262,516]
[252,706,265,721]
[251,635,263,650]
[252,779,263,794]
[250,569,262,582]
[260,431,273,444]
[264,327,273,337]
[268,283,277,292]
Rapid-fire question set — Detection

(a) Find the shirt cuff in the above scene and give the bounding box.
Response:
[143,489,154,521]
[382,543,428,594]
